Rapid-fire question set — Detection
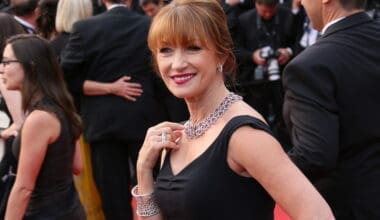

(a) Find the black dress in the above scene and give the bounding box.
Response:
[12,99,85,219]
[155,115,275,220]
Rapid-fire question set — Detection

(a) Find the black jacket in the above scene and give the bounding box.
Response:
[283,12,380,219]
[61,6,166,142]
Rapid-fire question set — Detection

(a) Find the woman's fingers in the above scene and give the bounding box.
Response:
[138,122,184,170]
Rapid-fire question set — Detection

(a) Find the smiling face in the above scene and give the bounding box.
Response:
[156,41,223,99]
[148,1,237,99]
[1,44,25,90]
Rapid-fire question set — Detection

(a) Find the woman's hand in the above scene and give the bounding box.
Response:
[137,122,184,173]
[109,76,143,101]
[1,123,20,139]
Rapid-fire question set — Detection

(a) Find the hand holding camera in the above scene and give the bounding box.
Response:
[277,48,292,65]
[253,46,281,81]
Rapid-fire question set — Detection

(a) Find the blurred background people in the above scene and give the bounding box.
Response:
[139,0,163,17]
[9,0,39,34]
[234,0,296,149]
[0,12,24,140]
[0,15,25,217]
[0,0,11,12]
[49,1,106,219]
[50,0,93,110]
[291,0,320,56]
[35,0,58,40]
[219,0,254,39]
[366,0,380,19]
[51,0,93,55]
[2,34,84,219]
[60,0,167,219]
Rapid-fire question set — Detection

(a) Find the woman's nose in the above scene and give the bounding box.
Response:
[172,51,187,70]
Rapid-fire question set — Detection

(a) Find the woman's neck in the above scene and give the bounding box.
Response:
[186,87,230,123]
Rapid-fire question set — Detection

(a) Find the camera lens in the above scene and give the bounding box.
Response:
[267,59,280,81]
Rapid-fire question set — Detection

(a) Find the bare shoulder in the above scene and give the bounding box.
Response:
[23,110,60,143]
[224,100,275,149]
[230,122,279,153]
[225,99,267,124]
[25,110,59,126]
[226,101,285,175]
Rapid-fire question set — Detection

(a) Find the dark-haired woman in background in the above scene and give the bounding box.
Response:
[1,34,85,219]
[35,0,58,40]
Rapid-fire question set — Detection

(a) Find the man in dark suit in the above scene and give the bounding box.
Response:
[61,0,167,219]
[283,0,380,218]
[9,0,38,34]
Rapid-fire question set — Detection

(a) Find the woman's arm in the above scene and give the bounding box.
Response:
[83,76,143,101]
[5,110,60,220]
[229,126,334,220]
[135,122,183,220]
[0,81,24,139]
[72,140,83,175]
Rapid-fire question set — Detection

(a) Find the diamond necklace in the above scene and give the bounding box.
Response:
[184,92,242,139]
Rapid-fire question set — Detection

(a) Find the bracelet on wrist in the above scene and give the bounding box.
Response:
[131,185,161,217]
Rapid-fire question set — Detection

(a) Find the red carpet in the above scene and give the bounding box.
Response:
[274,204,291,220]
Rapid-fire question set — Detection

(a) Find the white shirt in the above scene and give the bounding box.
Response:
[321,17,345,35]
[300,20,320,47]
[108,4,127,10]
[13,16,35,33]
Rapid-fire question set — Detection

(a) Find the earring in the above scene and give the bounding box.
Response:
[217,65,223,73]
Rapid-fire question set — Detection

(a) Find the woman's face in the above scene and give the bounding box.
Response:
[1,44,25,90]
[156,42,223,99]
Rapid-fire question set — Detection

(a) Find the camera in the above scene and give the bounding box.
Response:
[254,46,281,81]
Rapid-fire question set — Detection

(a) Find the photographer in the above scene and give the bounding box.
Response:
[235,0,296,149]
[236,0,296,82]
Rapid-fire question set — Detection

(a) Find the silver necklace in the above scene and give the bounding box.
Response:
[184,92,242,139]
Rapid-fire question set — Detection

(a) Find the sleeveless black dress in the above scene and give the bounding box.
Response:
[155,115,275,220]
[12,99,85,219]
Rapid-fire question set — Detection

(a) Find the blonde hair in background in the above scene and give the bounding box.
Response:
[55,0,93,33]
[148,0,237,78]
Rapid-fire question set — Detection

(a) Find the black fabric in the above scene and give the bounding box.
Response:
[0,136,16,218]
[90,139,142,220]
[155,115,275,220]
[60,7,168,219]
[11,99,85,219]
[49,32,82,112]
[61,6,167,142]
[0,173,15,218]
[50,32,70,61]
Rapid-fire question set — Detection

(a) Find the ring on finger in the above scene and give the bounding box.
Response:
[160,132,168,142]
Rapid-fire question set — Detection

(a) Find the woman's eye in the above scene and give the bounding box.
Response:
[188,46,201,51]
[159,47,172,53]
